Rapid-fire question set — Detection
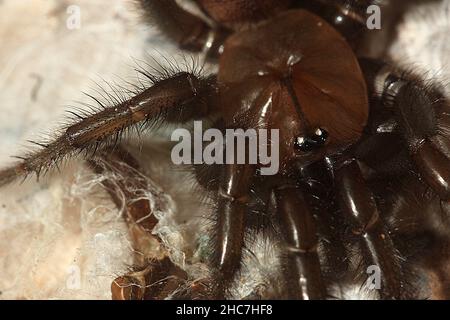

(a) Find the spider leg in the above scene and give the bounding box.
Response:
[360,140,450,300]
[210,163,255,298]
[375,171,450,299]
[333,158,404,299]
[273,182,326,300]
[139,0,228,58]
[297,161,349,289]
[360,58,450,201]
[0,72,216,187]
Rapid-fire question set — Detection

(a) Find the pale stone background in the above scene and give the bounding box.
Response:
[0,0,449,299]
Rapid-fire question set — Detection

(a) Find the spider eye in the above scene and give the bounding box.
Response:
[294,128,328,152]
[313,128,328,144]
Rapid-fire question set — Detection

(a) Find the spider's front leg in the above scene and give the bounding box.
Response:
[0,72,216,186]
[210,163,255,298]
[360,58,450,201]
[273,182,326,300]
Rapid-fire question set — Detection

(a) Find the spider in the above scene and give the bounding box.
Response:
[1,0,450,300]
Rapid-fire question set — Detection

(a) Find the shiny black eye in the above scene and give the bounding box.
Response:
[313,128,328,144]
[294,128,329,152]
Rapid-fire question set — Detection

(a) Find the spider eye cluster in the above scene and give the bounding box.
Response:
[294,128,329,152]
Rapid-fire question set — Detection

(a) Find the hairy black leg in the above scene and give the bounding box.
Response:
[360,58,450,201]
[210,163,255,298]
[139,0,228,58]
[0,72,216,186]
[334,159,403,299]
[274,183,326,300]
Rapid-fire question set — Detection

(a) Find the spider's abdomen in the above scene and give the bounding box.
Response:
[218,9,368,166]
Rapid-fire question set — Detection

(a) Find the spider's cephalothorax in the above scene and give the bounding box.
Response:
[1,0,450,300]
[217,8,368,169]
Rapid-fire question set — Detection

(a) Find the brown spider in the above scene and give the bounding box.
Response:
[1,0,450,299]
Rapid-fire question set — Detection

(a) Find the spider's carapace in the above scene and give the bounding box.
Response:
[218,9,368,167]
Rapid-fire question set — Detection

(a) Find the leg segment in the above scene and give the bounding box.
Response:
[210,163,255,298]
[0,72,216,186]
[274,183,326,300]
[360,58,450,200]
[366,156,450,299]
[334,159,403,299]
[139,0,228,58]
[298,160,349,286]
